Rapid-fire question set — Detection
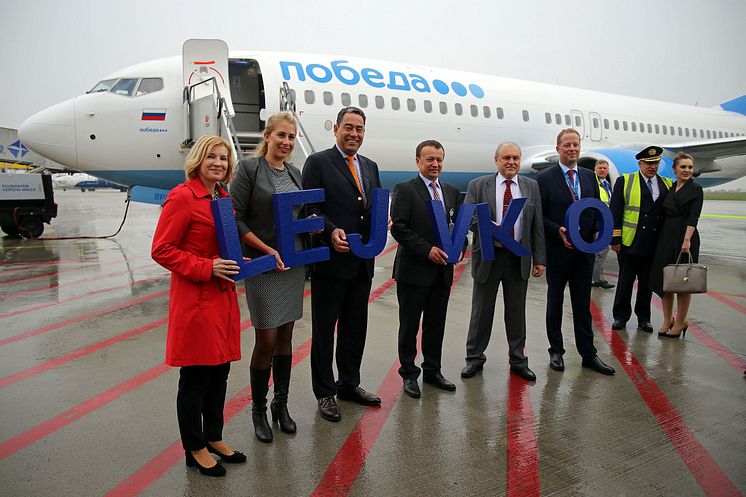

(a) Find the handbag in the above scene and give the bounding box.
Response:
[663,252,707,294]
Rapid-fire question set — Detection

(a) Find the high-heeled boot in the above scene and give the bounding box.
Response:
[270,355,297,434]
[249,367,273,443]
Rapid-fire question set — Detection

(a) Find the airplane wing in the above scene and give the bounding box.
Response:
[662,136,746,159]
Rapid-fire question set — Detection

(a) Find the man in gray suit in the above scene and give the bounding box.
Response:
[461,143,546,382]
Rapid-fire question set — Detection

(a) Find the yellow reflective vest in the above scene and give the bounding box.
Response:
[618,173,672,246]
[596,176,611,204]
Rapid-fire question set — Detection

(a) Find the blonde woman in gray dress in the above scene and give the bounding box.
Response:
[231,112,307,443]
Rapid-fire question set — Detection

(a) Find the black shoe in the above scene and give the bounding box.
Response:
[185,451,226,477]
[460,363,483,378]
[318,396,341,422]
[549,353,565,371]
[249,367,273,443]
[270,355,297,434]
[337,386,381,406]
[403,378,421,398]
[510,365,536,382]
[592,280,615,289]
[611,320,627,330]
[206,443,247,464]
[423,373,456,391]
[581,355,616,375]
[638,322,654,333]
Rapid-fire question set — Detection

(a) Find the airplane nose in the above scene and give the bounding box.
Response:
[18,98,78,168]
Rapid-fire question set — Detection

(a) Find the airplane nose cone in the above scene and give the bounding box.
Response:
[18,98,78,168]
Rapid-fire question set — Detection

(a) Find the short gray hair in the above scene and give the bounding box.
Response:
[495,142,521,158]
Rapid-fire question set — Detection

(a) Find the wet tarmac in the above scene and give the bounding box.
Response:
[1,190,744,497]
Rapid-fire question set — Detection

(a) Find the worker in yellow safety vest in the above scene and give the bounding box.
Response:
[609,146,672,332]
[591,160,614,289]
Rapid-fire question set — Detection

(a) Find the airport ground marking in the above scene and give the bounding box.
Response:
[311,259,470,496]
[590,301,743,497]
[0,317,168,389]
[102,276,397,497]
[0,260,160,300]
[506,374,541,497]
[706,290,746,315]
[0,289,169,346]
[700,213,746,219]
[0,273,169,320]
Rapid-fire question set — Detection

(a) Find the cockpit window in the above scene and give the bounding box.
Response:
[136,78,164,96]
[88,79,118,93]
[111,78,140,96]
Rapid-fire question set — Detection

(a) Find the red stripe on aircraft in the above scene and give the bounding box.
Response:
[0,318,168,389]
[590,301,743,497]
[141,115,165,121]
[506,375,541,497]
[707,291,746,314]
[193,60,215,65]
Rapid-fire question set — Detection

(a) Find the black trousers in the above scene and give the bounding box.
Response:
[613,251,653,323]
[310,263,372,399]
[396,277,451,380]
[177,362,230,452]
[545,250,597,359]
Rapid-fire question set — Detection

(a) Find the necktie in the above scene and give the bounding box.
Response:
[647,178,654,193]
[603,180,611,197]
[503,179,514,238]
[430,181,441,201]
[347,155,365,203]
[567,169,577,201]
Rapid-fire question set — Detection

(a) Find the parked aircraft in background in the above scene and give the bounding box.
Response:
[52,173,127,192]
[18,39,746,204]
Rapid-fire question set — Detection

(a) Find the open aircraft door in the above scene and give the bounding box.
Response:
[182,39,238,151]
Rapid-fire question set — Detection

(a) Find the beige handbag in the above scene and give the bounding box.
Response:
[663,252,707,294]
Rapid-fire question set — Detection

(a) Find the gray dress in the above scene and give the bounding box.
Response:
[243,165,305,329]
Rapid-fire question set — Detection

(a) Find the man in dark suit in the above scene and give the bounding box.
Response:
[460,143,546,382]
[391,140,463,398]
[536,128,615,375]
[302,107,382,422]
[609,146,671,332]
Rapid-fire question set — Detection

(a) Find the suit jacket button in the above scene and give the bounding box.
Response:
[357,196,362,201]
[360,216,364,220]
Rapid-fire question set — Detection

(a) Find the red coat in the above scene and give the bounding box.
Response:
[151,178,241,367]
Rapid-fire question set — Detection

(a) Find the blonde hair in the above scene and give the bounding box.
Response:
[556,128,581,146]
[184,135,235,183]
[254,111,298,158]
[672,152,694,169]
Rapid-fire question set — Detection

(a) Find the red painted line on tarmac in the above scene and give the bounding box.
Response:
[0,270,58,286]
[0,290,169,346]
[0,318,168,388]
[707,291,746,315]
[0,261,158,300]
[714,291,746,299]
[104,279,394,497]
[378,242,398,257]
[0,362,171,460]
[506,375,540,497]
[590,301,743,497]
[311,259,469,497]
[0,273,169,320]
[0,255,150,287]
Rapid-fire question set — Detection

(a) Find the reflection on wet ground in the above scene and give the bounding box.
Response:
[1,191,744,496]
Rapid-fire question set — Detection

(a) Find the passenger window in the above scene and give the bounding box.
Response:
[424,100,433,113]
[574,115,581,127]
[555,113,562,125]
[455,103,463,116]
[391,97,400,110]
[631,122,637,132]
[719,131,723,138]
[304,90,315,104]
[471,105,478,117]
[323,91,333,105]
[647,123,652,133]
[88,78,118,93]
[523,110,530,122]
[111,78,139,97]
[592,118,599,128]
[603,118,609,129]
[375,95,384,109]
[545,112,552,124]
[678,126,683,136]
[483,106,491,118]
[496,107,504,119]
[341,92,351,106]
[358,94,368,108]
[407,98,416,112]
[136,78,164,96]
[706,130,711,138]
[440,102,448,114]
[669,126,675,135]
[654,124,659,134]
[639,123,645,133]
[565,114,571,125]
[685,128,690,137]
[614,120,620,130]
[662,125,667,135]
[622,121,628,131]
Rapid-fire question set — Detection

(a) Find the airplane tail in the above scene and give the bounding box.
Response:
[720,95,746,116]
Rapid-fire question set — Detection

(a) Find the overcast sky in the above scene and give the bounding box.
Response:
[2,0,745,186]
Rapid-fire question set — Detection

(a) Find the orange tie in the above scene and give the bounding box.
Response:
[347,156,365,200]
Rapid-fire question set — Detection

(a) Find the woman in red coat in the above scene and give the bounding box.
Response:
[151,134,246,477]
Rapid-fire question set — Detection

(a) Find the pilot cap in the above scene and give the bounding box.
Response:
[636,146,663,162]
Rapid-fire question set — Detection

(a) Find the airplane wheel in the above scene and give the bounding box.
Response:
[18,216,44,239]
[1,224,21,237]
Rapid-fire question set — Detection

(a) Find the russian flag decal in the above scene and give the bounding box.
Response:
[142,109,166,121]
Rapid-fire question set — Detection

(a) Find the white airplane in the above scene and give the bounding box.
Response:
[18,39,746,204]
[52,173,127,191]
